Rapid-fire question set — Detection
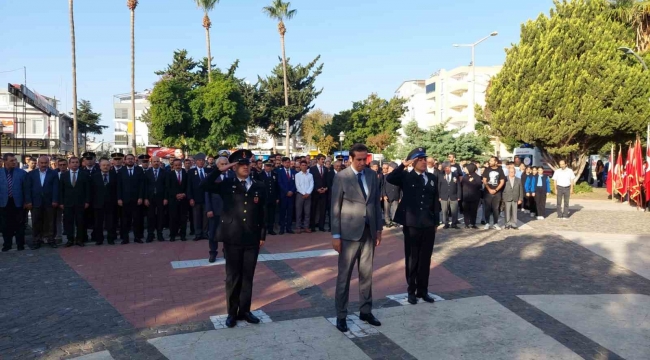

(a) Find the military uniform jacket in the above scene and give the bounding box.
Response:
[259,170,279,204]
[201,169,266,246]
[386,163,440,228]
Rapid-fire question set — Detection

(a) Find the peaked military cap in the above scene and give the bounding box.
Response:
[407,147,427,160]
[138,154,151,161]
[111,152,125,160]
[229,149,253,165]
[81,152,96,160]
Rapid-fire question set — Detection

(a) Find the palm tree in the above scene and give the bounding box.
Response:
[263,0,297,156]
[127,0,138,154]
[609,0,650,52]
[194,0,219,83]
[69,0,79,155]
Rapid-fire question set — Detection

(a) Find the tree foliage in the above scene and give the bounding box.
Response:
[300,109,332,148]
[608,0,650,52]
[485,0,650,176]
[396,120,493,162]
[315,135,338,155]
[72,100,106,152]
[325,93,406,151]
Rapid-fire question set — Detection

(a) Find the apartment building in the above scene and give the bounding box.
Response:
[113,90,151,152]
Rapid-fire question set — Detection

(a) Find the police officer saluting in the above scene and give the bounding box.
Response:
[201,149,266,328]
[386,147,440,305]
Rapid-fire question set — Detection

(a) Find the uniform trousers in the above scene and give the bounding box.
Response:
[93,208,116,243]
[264,202,276,231]
[335,225,375,320]
[402,226,435,296]
[192,203,208,239]
[534,187,547,217]
[120,201,143,241]
[224,243,260,316]
[147,198,165,239]
[1,199,26,250]
[208,215,221,256]
[31,205,55,245]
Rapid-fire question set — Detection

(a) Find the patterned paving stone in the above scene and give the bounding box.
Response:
[386,293,445,306]
[326,314,380,339]
[209,310,272,329]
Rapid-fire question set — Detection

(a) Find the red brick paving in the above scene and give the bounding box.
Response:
[58,229,471,328]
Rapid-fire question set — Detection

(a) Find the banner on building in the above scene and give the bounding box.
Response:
[0,118,14,133]
[146,146,183,159]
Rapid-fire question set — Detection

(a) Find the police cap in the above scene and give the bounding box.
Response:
[81,152,96,160]
[138,154,151,162]
[228,149,253,165]
[407,147,427,160]
[111,152,125,160]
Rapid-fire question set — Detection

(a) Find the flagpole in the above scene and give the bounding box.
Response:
[611,144,615,202]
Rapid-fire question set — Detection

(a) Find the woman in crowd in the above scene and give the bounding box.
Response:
[461,163,483,229]
[521,166,531,213]
[525,167,538,217]
[596,160,604,188]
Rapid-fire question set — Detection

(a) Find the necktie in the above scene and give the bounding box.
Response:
[103,173,108,185]
[286,169,290,179]
[6,171,13,198]
[199,169,204,180]
[72,171,77,187]
[446,174,450,183]
[319,166,322,177]
[240,180,247,190]
[129,168,132,177]
[357,172,367,200]
[177,171,181,185]
[154,169,158,181]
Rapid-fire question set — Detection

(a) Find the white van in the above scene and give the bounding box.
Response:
[513,147,552,175]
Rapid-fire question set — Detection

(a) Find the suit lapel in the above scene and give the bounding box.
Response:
[364,170,372,204]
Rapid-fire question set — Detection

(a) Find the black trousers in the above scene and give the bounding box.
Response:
[1,199,26,250]
[462,200,479,226]
[120,201,143,241]
[264,202,276,231]
[224,243,260,316]
[147,198,165,239]
[93,208,116,243]
[64,205,85,243]
[483,192,502,225]
[310,192,327,230]
[31,205,54,245]
[534,188,547,217]
[208,215,220,255]
[403,226,436,296]
[169,199,188,239]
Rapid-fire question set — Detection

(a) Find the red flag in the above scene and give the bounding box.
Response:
[606,146,613,195]
[614,147,625,197]
[629,138,643,205]
[624,145,633,199]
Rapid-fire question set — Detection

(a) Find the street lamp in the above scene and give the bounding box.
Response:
[453,31,498,132]
[338,131,345,152]
[618,47,648,71]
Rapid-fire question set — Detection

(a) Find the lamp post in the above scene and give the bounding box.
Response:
[618,47,648,70]
[453,31,498,132]
[338,131,345,152]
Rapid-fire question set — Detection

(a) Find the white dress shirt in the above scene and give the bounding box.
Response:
[69,169,79,183]
[39,170,47,186]
[552,168,575,187]
[350,167,369,195]
[237,176,252,191]
[413,170,428,185]
[196,166,206,179]
[295,171,314,195]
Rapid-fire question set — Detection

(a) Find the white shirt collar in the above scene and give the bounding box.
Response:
[350,167,364,175]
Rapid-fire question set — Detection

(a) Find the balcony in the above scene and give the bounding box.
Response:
[447,81,468,96]
[448,115,469,128]
[447,97,468,111]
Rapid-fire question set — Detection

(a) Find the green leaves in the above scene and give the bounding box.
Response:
[486,0,650,170]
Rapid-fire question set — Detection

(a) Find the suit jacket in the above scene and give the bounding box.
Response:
[144,167,167,201]
[438,172,461,201]
[201,169,266,245]
[166,169,188,203]
[117,166,145,203]
[187,167,212,204]
[503,177,524,202]
[0,168,27,207]
[59,169,91,207]
[277,167,297,196]
[330,167,383,241]
[309,165,329,194]
[386,164,440,228]
[91,171,117,209]
[259,170,280,204]
[25,169,60,207]
[381,174,401,202]
[205,192,224,216]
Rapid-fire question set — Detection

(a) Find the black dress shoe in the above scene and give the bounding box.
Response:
[76,241,84,247]
[95,241,103,246]
[451,225,461,229]
[471,225,479,229]
[1,247,10,252]
[443,224,450,229]
[319,228,326,232]
[65,241,75,248]
[169,237,176,242]
[286,229,294,234]
[108,240,115,245]
[278,230,285,235]
[239,312,260,324]
[180,238,187,241]
[158,234,165,241]
[407,293,418,305]
[225,315,237,328]
[419,294,436,303]
[268,230,277,235]
[146,238,154,243]
[17,247,25,251]
[464,225,470,229]
[336,318,348,332]
[359,312,381,326]
[511,226,519,230]
[193,237,200,242]
[208,253,217,263]
[134,239,144,244]
[121,240,129,245]
[480,220,486,225]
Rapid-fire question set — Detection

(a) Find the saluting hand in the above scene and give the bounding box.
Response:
[403,158,415,168]
[217,162,237,173]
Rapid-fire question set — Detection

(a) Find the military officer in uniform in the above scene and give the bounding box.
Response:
[201,149,266,328]
[259,160,279,235]
[111,153,125,229]
[386,147,440,305]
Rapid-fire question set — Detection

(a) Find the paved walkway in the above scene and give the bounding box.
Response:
[1,199,649,359]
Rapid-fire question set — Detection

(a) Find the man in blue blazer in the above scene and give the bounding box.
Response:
[25,155,60,249]
[1,153,28,251]
[277,156,297,234]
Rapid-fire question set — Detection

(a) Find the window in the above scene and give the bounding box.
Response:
[425,83,436,94]
[115,108,128,119]
[29,118,43,135]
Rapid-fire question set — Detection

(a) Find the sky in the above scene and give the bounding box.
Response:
[0,0,555,142]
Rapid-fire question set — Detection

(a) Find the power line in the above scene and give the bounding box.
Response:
[0,67,24,74]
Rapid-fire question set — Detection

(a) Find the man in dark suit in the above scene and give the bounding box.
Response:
[258,160,279,235]
[381,162,401,228]
[277,157,296,234]
[25,155,60,249]
[59,156,91,247]
[309,154,329,232]
[117,154,145,244]
[326,160,342,231]
[166,158,189,241]
[386,148,440,305]
[187,152,211,241]
[1,153,28,252]
[201,149,266,328]
[438,161,462,229]
[80,152,98,242]
[144,156,166,242]
[91,158,117,245]
[111,153,124,230]
[330,143,384,333]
